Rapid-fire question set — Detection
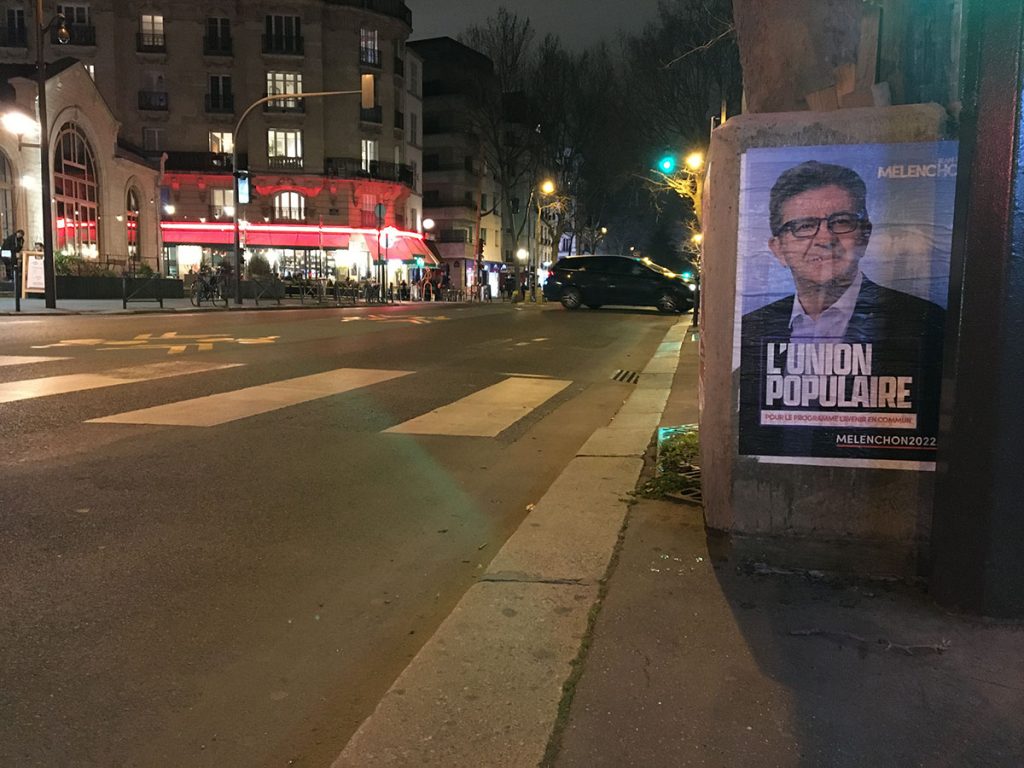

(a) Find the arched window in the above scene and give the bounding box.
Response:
[273,191,305,221]
[126,187,140,265]
[0,150,14,242]
[53,123,100,258]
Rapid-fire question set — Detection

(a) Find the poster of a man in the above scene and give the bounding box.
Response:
[735,143,957,469]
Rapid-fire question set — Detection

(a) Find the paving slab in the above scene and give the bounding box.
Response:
[485,456,643,584]
[555,498,1024,768]
[332,580,598,768]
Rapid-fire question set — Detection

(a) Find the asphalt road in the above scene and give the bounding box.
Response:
[0,301,678,768]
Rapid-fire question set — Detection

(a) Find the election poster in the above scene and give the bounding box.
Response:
[733,141,957,470]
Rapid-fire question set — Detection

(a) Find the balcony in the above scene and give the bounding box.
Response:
[163,151,246,172]
[138,90,169,111]
[359,47,382,67]
[437,230,469,243]
[394,111,404,131]
[203,34,232,56]
[324,157,415,188]
[136,32,166,53]
[359,106,383,124]
[268,156,303,170]
[425,197,477,210]
[393,57,404,77]
[53,23,95,46]
[0,25,27,48]
[262,33,303,55]
[263,94,305,113]
[204,94,234,114]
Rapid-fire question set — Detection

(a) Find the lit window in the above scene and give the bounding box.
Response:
[126,187,140,263]
[140,14,164,47]
[360,139,378,173]
[266,71,302,109]
[360,28,379,65]
[273,191,305,221]
[267,129,302,168]
[209,131,233,154]
[53,122,100,258]
[210,188,235,218]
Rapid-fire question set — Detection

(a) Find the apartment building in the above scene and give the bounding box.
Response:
[407,37,503,294]
[0,0,427,279]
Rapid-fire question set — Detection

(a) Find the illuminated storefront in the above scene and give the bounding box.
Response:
[161,221,438,283]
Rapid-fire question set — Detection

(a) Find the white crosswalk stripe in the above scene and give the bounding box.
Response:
[385,376,572,437]
[0,355,68,367]
[88,367,411,427]
[0,361,240,404]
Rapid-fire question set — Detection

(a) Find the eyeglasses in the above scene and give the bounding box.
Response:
[775,212,866,239]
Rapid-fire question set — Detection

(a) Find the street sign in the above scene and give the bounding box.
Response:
[375,203,386,227]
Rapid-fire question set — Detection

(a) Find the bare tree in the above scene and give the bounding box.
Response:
[460,8,541,265]
[624,0,740,150]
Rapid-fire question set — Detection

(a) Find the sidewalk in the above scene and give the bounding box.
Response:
[0,296,473,316]
[552,338,1024,766]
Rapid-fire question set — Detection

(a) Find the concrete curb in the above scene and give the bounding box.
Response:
[332,317,693,768]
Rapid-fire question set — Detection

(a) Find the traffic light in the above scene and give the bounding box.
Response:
[657,154,677,174]
[681,270,694,281]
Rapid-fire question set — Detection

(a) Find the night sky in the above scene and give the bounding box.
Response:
[405,0,663,50]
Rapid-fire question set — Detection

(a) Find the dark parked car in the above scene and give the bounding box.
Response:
[542,255,695,313]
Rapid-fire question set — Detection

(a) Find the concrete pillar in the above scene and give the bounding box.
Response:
[700,104,953,577]
[929,0,1024,618]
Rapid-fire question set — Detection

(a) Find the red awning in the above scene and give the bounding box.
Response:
[161,222,426,254]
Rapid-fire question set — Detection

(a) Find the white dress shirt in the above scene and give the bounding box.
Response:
[788,271,863,340]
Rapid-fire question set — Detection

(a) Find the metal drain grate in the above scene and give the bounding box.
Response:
[612,369,641,384]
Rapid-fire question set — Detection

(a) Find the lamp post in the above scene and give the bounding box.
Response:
[34,2,69,309]
[231,76,375,304]
[532,179,555,302]
[690,231,703,323]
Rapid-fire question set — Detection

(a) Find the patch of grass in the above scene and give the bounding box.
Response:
[637,429,701,499]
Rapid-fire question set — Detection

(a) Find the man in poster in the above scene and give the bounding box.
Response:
[739,159,948,466]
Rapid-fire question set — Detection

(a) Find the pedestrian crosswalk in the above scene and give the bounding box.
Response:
[89,368,411,427]
[385,376,571,437]
[0,361,240,404]
[0,358,575,437]
[0,355,68,367]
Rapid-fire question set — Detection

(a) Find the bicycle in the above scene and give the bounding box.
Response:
[189,267,229,307]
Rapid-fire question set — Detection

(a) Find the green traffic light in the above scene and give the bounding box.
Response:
[658,155,676,173]
[681,271,694,280]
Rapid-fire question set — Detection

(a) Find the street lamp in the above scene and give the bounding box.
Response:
[231,74,375,304]
[34,3,70,309]
[533,179,555,301]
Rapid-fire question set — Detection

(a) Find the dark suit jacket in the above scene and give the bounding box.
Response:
[738,276,946,460]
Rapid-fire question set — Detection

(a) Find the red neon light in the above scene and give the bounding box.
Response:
[160,221,424,240]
